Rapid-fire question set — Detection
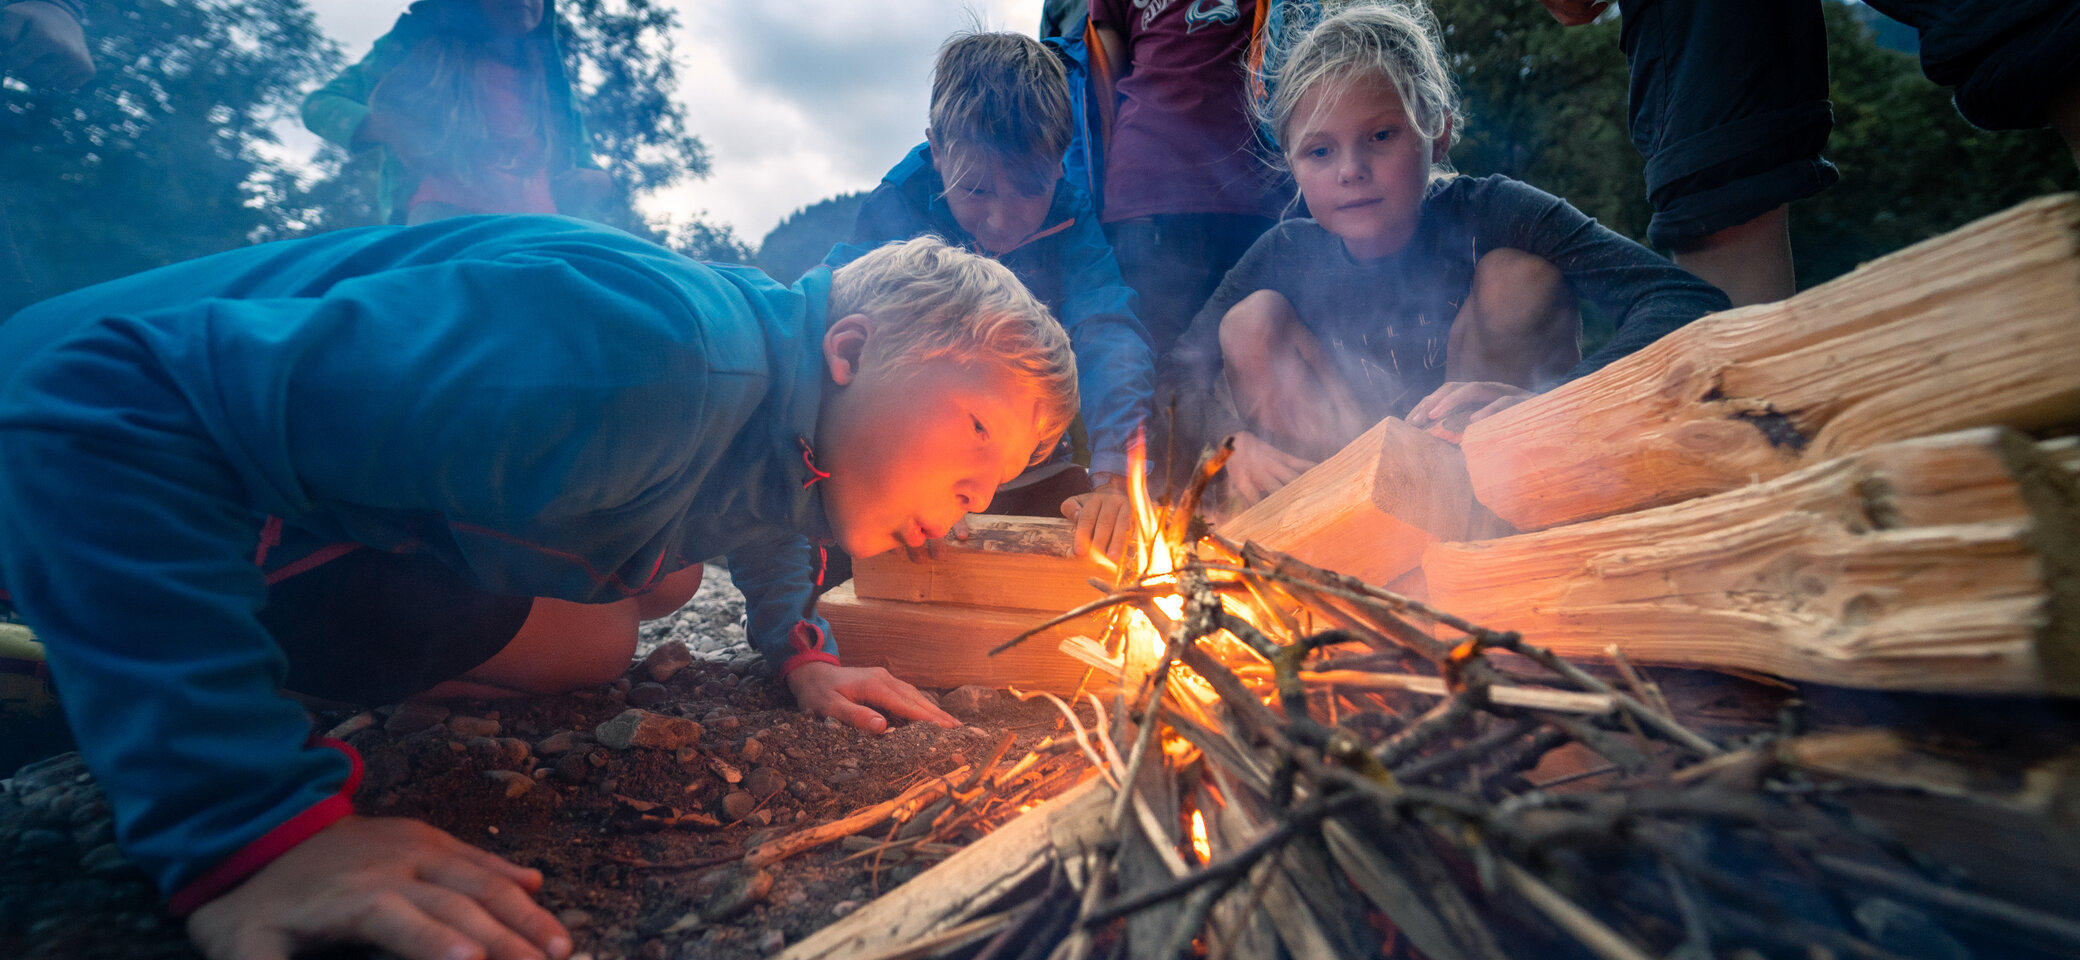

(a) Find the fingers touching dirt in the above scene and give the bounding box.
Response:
[785,660,960,733]
[186,814,570,960]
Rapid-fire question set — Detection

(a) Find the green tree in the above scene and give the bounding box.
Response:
[755,192,869,284]
[1792,2,2078,286]
[1,0,343,316]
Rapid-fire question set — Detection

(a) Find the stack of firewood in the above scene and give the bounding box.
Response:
[784,194,2080,960]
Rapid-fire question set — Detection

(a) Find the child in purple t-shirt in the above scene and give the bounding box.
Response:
[1088,0,1287,355]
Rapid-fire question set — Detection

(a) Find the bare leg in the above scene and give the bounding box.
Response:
[1219,289,1371,458]
[1446,248,1582,389]
[1671,205,1795,307]
[417,565,705,701]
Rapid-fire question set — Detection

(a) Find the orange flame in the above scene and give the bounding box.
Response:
[1190,809,1212,863]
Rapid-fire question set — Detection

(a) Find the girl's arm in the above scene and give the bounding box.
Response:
[300,19,417,150]
[1462,176,1731,382]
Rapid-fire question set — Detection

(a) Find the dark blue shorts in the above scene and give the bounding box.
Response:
[1863,0,2080,131]
[1620,0,1840,250]
[259,546,532,706]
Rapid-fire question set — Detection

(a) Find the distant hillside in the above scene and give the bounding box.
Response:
[756,192,870,284]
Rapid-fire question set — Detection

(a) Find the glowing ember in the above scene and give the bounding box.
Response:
[1189,809,1211,864]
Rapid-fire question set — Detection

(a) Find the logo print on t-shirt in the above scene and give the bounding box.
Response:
[1184,0,1240,32]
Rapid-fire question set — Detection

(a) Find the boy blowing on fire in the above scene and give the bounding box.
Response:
[0,217,1076,960]
[829,31,1153,561]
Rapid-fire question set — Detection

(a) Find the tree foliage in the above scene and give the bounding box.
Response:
[755,192,869,284]
[1,0,342,315]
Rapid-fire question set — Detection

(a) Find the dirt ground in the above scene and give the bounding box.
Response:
[0,566,1091,960]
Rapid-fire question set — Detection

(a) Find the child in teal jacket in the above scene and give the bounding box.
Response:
[0,215,1076,960]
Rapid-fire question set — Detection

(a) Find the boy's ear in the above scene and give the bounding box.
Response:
[1432,112,1455,165]
[823,313,873,387]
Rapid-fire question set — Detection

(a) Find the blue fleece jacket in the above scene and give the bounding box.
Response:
[0,215,839,904]
[827,142,1153,480]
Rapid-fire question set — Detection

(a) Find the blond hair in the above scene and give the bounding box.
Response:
[829,236,1079,466]
[927,31,1073,198]
[1254,1,1461,168]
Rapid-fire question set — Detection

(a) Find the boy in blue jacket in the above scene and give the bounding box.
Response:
[828,31,1153,560]
[0,216,1076,960]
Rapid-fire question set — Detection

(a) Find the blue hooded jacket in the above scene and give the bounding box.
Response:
[0,215,838,905]
[827,142,1153,480]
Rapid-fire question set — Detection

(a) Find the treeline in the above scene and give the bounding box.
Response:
[0,0,748,319]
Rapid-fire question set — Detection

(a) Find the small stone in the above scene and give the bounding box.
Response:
[324,711,376,740]
[485,770,534,798]
[831,900,859,918]
[556,754,590,782]
[557,908,592,930]
[740,738,765,763]
[721,791,757,821]
[757,929,786,954]
[837,756,860,769]
[827,770,862,786]
[533,767,553,780]
[588,748,610,768]
[595,709,704,751]
[715,715,741,731]
[639,641,694,683]
[710,758,743,784]
[384,701,449,734]
[498,738,533,765]
[626,682,668,708]
[448,715,501,738]
[784,747,810,761]
[614,677,632,692]
[942,685,1001,718]
[81,842,133,876]
[699,866,773,923]
[676,744,703,765]
[745,766,786,798]
[535,731,582,756]
[747,809,772,826]
[790,779,834,803]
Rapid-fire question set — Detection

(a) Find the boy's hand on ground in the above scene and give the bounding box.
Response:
[1224,432,1316,507]
[1,1,95,91]
[186,814,570,960]
[906,515,972,562]
[1062,478,1133,561]
[1407,381,1534,443]
[786,660,958,732]
[1537,0,1610,26]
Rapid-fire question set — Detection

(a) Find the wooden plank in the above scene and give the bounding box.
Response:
[1462,193,2080,531]
[1425,428,2080,694]
[778,778,1106,960]
[818,580,1104,694]
[1215,416,1513,588]
[851,516,1114,611]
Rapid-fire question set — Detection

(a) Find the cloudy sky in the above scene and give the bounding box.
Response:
[297,0,1038,245]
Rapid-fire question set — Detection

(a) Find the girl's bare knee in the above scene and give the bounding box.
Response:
[1217,290,1298,359]
[1468,249,1572,339]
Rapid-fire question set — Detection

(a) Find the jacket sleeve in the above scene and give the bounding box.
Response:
[1466,177,1730,384]
[824,181,925,270]
[300,20,415,151]
[726,536,838,678]
[1053,212,1153,478]
[0,253,718,909]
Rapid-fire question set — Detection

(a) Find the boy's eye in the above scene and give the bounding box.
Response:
[971,416,990,440]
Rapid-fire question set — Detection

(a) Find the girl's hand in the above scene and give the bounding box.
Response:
[1224,431,1317,508]
[1062,476,1134,562]
[785,660,958,733]
[186,814,571,960]
[1407,381,1535,443]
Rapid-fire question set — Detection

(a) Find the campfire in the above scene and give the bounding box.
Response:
[788,194,2080,960]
